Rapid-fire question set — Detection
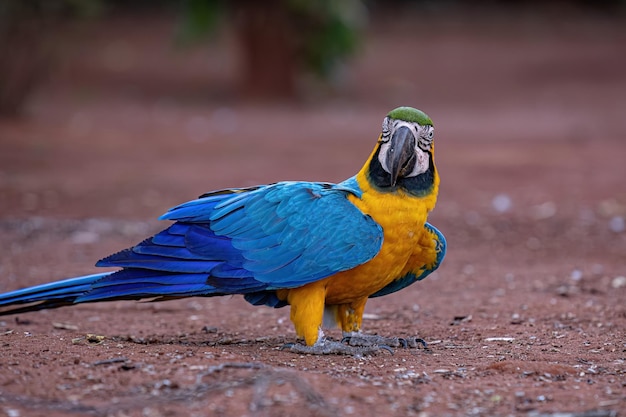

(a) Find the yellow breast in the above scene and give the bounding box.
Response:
[323,165,439,304]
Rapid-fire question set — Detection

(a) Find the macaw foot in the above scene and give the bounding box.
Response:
[283,338,391,356]
[282,334,429,356]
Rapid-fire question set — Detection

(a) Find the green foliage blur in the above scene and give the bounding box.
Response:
[288,0,366,78]
[178,0,366,79]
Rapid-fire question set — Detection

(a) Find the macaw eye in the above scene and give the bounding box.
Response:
[417,127,434,151]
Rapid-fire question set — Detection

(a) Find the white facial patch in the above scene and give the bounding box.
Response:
[378,118,434,178]
[410,147,431,176]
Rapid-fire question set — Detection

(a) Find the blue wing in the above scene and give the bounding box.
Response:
[368,223,446,298]
[87,181,383,305]
[0,181,383,314]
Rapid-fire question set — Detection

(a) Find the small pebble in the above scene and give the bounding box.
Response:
[531,201,557,219]
[511,313,522,324]
[484,337,515,342]
[570,269,583,281]
[5,409,20,417]
[609,216,625,233]
[611,276,626,289]
[492,194,512,213]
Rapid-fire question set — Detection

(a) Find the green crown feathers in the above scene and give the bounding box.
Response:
[387,107,433,126]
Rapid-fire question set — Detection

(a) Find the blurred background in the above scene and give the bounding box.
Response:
[1,4,625,413]
[0,0,624,262]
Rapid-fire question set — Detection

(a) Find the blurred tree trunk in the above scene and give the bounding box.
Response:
[233,0,297,99]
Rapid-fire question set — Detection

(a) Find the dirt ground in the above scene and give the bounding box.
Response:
[0,8,625,417]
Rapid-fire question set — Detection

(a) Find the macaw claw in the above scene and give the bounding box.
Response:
[281,334,429,356]
[399,337,429,349]
[282,339,392,356]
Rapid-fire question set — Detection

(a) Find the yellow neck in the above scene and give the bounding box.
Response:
[354,143,439,213]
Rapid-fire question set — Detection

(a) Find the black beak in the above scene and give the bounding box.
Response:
[387,126,417,186]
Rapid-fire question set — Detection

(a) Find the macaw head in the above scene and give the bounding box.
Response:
[366,106,436,195]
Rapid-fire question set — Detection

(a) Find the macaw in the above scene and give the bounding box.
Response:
[0,106,446,354]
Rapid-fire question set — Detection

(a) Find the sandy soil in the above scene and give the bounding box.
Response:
[0,8,625,417]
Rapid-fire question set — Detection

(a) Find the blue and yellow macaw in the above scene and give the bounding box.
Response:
[0,107,446,354]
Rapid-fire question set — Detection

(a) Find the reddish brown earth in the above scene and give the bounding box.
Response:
[0,10,625,417]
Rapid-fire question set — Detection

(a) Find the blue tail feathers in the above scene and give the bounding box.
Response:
[0,273,111,315]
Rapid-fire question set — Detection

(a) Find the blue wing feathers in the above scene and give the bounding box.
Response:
[232,234,281,251]
[184,225,243,260]
[158,193,226,222]
[209,263,255,279]
[133,243,199,260]
[151,229,186,247]
[0,180,386,314]
[244,291,289,308]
